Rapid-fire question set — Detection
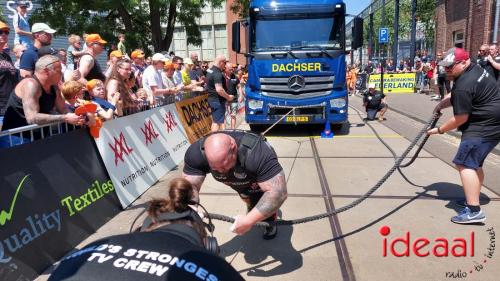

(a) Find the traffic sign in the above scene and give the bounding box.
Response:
[379,28,389,44]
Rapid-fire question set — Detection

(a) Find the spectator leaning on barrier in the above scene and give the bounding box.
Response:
[0,21,19,129]
[87,79,117,120]
[19,23,56,78]
[428,47,500,225]
[190,52,205,85]
[206,55,234,132]
[105,59,138,116]
[77,34,107,84]
[161,61,184,98]
[142,53,174,105]
[172,56,184,86]
[12,0,32,48]
[363,83,387,121]
[1,55,85,132]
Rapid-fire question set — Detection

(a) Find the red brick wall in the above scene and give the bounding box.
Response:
[226,0,247,66]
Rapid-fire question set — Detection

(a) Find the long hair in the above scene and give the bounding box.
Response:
[105,59,136,112]
[144,178,207,239]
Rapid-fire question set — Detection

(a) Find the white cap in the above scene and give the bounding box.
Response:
[368,83,376,89]
[184,58,194,65]
[151,53,167,62]
[32,23,56,34]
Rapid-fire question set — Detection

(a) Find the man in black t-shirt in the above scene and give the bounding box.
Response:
[183,131,287,240]
[48,231,244,281]
[205,55,234,132]
[428,47,500,225]
[363,83,388,121]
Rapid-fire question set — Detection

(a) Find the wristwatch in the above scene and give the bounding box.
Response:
[437,127,444,134]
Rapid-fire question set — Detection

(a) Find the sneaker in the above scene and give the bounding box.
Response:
[263,213,278,240]
[451,207,486,224]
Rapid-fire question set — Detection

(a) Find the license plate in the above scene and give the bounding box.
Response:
[285,116,309,122]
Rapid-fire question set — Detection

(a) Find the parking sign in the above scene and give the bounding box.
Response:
[379,28,389,44]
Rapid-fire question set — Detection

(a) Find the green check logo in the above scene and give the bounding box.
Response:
[0,175,30,227]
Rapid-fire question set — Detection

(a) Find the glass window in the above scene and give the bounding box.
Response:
[252,14,343,51]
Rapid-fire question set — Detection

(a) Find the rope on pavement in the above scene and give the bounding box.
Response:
[208,109,442,227]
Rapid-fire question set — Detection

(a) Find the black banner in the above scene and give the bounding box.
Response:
[356,73,368,91]
[0,129,122,281]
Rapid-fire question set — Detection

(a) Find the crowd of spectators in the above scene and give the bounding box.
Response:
[0,1,248,146]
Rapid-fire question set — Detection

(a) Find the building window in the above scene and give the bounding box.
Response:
[453,31,464,48]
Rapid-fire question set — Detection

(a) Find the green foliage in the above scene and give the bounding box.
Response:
[30,0,224,53]
[363,0,435,56]
[230,0,250,19]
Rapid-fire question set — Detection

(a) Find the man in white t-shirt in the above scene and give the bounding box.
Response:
[142,53,173,105]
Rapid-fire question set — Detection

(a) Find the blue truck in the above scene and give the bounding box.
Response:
[232,0,363,130]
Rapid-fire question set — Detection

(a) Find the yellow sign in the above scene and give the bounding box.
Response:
[272,63,322,72]
[286,116,309,122]
[175,94,212,143]
[368,73,416,93]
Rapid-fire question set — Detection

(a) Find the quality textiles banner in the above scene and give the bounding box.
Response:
[0,129,121,281]
[175,94,213,143]
[94,104,190,208]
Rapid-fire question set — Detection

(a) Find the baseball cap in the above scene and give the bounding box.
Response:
[16,0,28,7]
[184,58,194,65]
[438,47,470,67]
[0,21,9,31]
[109,50,124,59]
[86,79,103,92]
[86,34,107,45]
[151,53,167,62]
[131,50,145,59]
[32,23,56,34]
[368,83,376,89]
[38,46,58,57]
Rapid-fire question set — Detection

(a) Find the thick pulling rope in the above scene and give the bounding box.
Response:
[208,111,442,227]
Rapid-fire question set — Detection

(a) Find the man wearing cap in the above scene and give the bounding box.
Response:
[104,50,124,78]
[12,1,32,48]
[363,83,387,121]
[131,49,146,88]
[19,22,56,78]
[142,53,175,105]
[76,34,107,83]
[428,47,500,224]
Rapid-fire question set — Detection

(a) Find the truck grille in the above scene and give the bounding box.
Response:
[259,76,335,99]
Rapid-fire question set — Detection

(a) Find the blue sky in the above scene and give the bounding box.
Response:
[346,0,372,16]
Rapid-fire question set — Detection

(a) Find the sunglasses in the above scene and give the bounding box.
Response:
[0,30,9,35]
[445,61,461,70]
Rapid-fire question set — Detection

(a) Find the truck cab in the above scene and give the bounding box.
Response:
[232,0,363,129]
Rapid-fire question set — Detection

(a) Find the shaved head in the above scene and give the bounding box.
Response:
[204,134,237,173]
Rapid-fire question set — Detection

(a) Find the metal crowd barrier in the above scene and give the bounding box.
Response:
[0,91,207,149]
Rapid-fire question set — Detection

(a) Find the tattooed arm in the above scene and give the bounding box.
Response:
[182,172,206,203]
[232,170,288,235]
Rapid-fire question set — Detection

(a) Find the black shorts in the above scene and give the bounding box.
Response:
[366,103,386,120]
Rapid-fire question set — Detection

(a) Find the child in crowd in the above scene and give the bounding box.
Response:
[86,79,118,120]
[61,81,97,126]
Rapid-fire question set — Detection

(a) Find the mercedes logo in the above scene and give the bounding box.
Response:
[287,75,305,92]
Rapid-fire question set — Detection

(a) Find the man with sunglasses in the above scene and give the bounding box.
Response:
[19,22,56,78]
[428,47,500,224]
[76,34,107,84]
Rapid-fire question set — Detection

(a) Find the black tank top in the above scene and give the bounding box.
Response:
[81,54,106,82]
[1,75,57,131]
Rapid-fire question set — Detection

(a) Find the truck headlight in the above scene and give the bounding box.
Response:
[330,98,346,108]
[248,99,264,110]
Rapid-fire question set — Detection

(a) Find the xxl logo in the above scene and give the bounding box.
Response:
[163,111,178,133]
[108,132,134,166]
[141,120,160,145]
[0,175,30,227]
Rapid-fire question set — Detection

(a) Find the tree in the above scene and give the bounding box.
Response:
[30,0,224,53]
[230,0,250,19]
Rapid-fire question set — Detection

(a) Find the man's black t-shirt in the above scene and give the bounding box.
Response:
[183,131,283,194]
[475,56,500,81]
[0,52,18,116]
[226,73,239,101]
[48,231,243,281]
[451,63,500,140]
[206,66,227,102]
[363,90,386,109]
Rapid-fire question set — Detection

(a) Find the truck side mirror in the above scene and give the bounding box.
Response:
[352,17,364,50]
[232,21,241,53]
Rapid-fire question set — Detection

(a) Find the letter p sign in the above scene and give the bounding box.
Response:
[379,28,389,44]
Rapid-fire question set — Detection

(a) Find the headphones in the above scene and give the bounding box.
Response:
[138,202,219,255]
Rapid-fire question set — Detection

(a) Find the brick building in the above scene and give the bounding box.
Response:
[435,0,500,55]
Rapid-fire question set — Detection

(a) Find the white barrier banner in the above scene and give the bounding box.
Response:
[94,104,189,208]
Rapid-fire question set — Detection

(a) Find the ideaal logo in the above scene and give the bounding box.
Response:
[108,132,134,166]
[141,120,159,146]
[163,111,178,133]
[0,175,61,263]
[379,225,496,279]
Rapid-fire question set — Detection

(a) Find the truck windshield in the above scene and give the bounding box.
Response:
[252,15,343,52]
